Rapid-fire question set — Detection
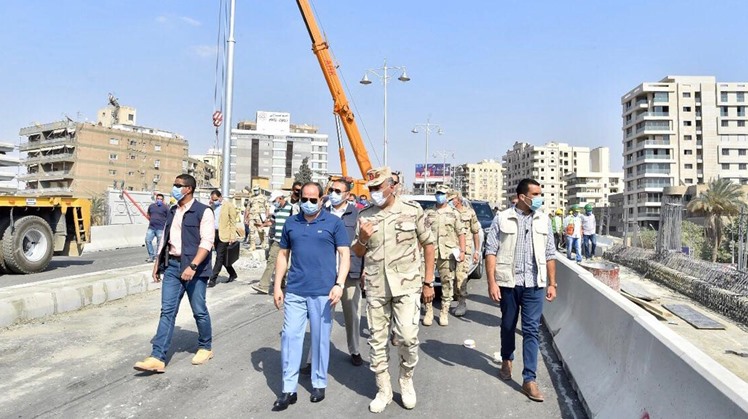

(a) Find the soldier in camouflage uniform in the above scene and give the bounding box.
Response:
[447,190,481,317]
[247,185,270,251]
[422,185,465,327]
[352,167,435,414]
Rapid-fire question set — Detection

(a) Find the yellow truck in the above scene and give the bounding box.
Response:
[0,196,90,274]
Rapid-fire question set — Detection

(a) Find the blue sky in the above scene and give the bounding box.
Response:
[2,0,748,182]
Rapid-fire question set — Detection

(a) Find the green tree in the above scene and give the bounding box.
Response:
[294,157,313,184]
[90,193,107,226]
[686,178,745,262]
[681,220,706,259]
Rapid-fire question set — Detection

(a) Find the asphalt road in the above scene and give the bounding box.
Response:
[0,265,587,418]
[0,247,149,288]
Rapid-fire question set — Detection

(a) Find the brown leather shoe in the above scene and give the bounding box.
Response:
[522,380,544,402]
[498,360,512,381]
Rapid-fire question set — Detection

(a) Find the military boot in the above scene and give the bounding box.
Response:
[422,303,433,326]
[369,370,393,413]
[399,366,417,409]
[439,304,449,326]
[453,297,467,317]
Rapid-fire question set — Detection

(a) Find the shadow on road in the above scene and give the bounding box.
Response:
[144,326,199,364]
[251,346,283,396]
[328,342,376,399]
[420,338,496,377]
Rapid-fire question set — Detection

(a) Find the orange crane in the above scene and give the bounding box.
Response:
[295,0,373,194]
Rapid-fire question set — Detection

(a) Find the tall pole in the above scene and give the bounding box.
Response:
[424,123,429,194]
[383,60,389,166]
[221,0,236,196]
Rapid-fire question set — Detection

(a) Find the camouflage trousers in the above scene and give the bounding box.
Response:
[453,259,470,300]
[436,257,457,305]
[366,292,421,373]
[248,222,266,249]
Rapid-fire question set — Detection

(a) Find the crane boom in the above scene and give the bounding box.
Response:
[296,0,373,178]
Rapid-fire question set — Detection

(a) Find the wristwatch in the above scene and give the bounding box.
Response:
[423,282,434,288]
[189,263,198,271]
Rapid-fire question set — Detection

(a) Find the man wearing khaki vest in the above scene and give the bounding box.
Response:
[485,178,557,402]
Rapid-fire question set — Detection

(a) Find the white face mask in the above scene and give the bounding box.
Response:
[371,190,387,207]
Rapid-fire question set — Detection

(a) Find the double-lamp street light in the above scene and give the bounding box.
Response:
[360,59,410,167]
[411,118,442,194]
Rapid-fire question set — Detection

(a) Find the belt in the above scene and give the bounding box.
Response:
[169,255,181,261]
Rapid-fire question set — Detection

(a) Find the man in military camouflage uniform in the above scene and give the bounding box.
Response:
[448,190,481,317]
[352,167,435,413]
[423,185,465,327]
[247,185,270,251]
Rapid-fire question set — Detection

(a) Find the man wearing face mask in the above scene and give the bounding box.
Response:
[134,174,216,373]
[353,167,436,413]
[564,205,582,263]
[485,178,557,402]
[447,190,481,317]
[144,193,168,263]
[580,204,597,259]
[253,191,293,294]
[248,185,270,251]
[271,182,350,410]
[207,190,239,288]
[289,181,303,214]
[423,185,465,327]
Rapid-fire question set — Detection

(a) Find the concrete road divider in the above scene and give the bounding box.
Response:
[544,258,748,417]
[0,265,158,329]
[83,224,148,253]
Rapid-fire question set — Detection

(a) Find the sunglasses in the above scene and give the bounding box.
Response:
[329,188,347,194]
[300,197,319,204]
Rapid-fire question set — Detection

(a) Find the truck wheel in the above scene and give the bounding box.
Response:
[2,215,54,274]
[0,218,9,274]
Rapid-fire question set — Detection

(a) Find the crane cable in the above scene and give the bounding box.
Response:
[212,0,229,150]
[308,0,381,167]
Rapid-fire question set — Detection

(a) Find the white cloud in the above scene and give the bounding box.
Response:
[180,16,202,27]
[192,45,217,58]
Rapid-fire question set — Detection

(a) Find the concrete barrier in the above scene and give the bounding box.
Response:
[83,224,148,253]
[544,258,748,418]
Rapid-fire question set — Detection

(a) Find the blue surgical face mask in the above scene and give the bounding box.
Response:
[156,200,163,207]
[586,211,592,215]
[273,201,281,209]
[528,197,543,212]
[300,201,320,216]
[435,194,447,205]
[449,200,456,209]
[172,185,185,201]
[329,192,344,206]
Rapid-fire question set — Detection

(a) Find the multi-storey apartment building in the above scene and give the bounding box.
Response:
[502,141,590,210]
[621,76,748,230]
[18,104,189,197]
[230,111,329,193]
[0,142,19,194]
[452,159,503,206]
[564,147,623,208]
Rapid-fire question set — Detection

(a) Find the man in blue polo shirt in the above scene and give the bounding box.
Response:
[271,182,350,411]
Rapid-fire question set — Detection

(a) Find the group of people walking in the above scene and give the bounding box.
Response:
[134,170,561,413]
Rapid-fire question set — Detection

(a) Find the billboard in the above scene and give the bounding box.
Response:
[415,163,451,180]
[256,111,290,134]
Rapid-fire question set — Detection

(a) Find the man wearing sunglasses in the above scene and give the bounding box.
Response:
[352,167,435,413]
[272,182,350,410]
[134,174,215,373]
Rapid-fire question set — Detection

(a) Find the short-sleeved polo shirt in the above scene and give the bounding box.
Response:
[280,211,349,297]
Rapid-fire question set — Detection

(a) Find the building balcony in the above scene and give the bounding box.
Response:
[23,152,76,165]
[18,137,77,152]
[23,186,74,196]
[18,169,74,181]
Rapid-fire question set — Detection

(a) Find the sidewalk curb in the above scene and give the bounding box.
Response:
[0,266,159,329]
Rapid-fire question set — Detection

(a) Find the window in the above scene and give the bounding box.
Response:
[683,106,691,112]
[739,107,746,117]
[127,171,134,176]
[721,106,729,117]
[738,92,745,103]
[721,92,729,102]
[129,140,137,146]
[128,114,134,121]
[722,120,730,127]
[685,164,693,169]
[722,164,730,170]
[684,135,692,141]
[109,153,118,160]
[155,145,162,151]
[109,138,119,145]
[741,164,748,170]
[740,149,747,156]
[723,148,730,155]
[685,178,693,184]
[154,159,161,168]
[684,150,693,155]
[740,121,746,127]
[682,92,691,98]
[109,169,117,176]
[683,121,692,126]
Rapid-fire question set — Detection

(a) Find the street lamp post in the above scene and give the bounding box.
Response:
[433,150,454,185]
[360,59,410,166]
[411,118,442,194]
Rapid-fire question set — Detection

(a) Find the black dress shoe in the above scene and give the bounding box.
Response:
[227,275,237,283]
[300,363,312,375]
[351,353,363,366]
[272,392,297,411]
[310,388,325,403]
[207,278,217,288]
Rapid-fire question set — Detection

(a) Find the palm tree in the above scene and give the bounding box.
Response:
[90,193,107,226]
[686,178,745,262]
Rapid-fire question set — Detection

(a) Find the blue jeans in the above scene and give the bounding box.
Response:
[499,286,545,383]
[583,234,596,259]
[281,293,333,392]
[151,259,212,361]
[566,236,582,262]
[145,228,163,260]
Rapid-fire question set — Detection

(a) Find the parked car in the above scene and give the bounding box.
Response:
[401,195,485,284]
